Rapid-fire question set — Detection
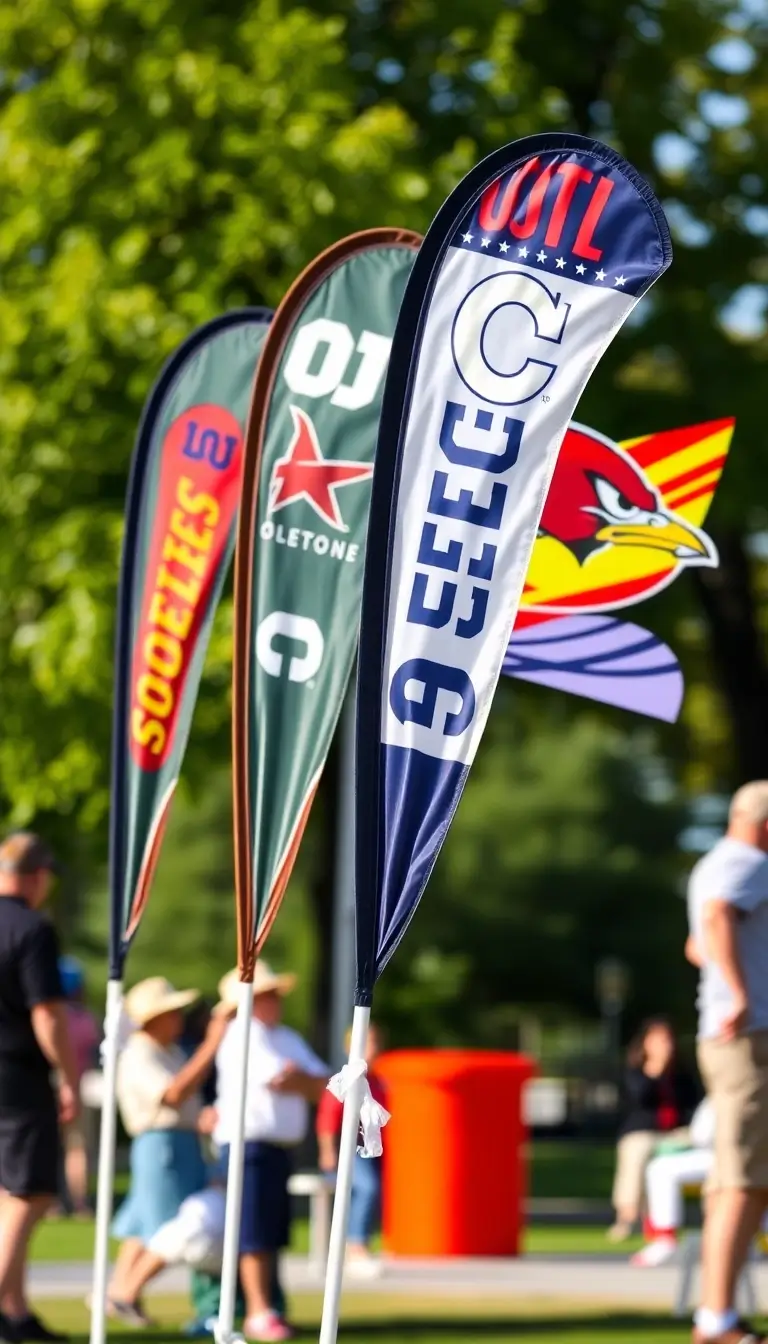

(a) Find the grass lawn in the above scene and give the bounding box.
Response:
[30,1139,632,1262]
[34,1296,718,1344]
[529,1140,614,1202]
[30,1217,647,1263]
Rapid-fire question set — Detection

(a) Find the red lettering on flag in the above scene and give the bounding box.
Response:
[573,177,615,260]
[544,163,594,249]
[478,158,540,233]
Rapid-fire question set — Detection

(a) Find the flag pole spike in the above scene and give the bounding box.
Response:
[318,1004,371,1344]
[89,977,124,1344]
[215,978,254,1344]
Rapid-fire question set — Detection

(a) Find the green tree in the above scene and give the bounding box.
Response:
[0,0,418,838]
[2,0,767,1044]
[313,0,768,784]
[372,681,692,1048]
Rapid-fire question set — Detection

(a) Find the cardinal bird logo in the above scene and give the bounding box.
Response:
[520,418,731,620]
[503,417,735,723]
[268,406,373,533]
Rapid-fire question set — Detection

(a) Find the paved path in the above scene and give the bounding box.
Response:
[27,1253,767,1311]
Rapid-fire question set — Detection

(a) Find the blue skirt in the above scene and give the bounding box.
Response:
[112,1129,207,1244]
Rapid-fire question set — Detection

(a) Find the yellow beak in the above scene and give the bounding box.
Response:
[595,513,715,564]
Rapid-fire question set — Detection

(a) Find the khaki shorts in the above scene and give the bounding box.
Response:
[698,1030,768,1191]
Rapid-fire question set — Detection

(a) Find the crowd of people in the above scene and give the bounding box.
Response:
[0,832,385,1343]
[3,779,768,1344]
[607,780,768,1344]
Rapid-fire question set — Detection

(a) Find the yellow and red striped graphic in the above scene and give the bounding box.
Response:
[516,417,733,628]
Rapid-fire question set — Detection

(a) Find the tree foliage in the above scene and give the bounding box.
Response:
[0,0,766,1042]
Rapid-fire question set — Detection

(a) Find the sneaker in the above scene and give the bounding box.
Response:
[106,1300,154,1329]
[631,1236,677,1267]
[242,1312,294,1342]
[180,1320,215,1339]
[344,1253,383,1279]
[0,1315,68,1343]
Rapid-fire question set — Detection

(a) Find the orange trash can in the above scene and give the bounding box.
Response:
[376,1049,535,1257]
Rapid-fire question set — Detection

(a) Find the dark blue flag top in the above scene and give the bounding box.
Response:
[354,134,672,1002]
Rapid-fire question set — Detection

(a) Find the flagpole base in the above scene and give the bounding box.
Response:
[318,1005,371,1344]
[89,978,124,1344]
[214,979,254,1344]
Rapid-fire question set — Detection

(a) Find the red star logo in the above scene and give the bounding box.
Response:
[268,406,374,533]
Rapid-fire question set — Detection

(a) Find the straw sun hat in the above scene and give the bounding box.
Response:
[124,976,199,1028]
[213,960,297,1018]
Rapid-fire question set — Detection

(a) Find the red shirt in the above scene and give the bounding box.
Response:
[656,1074,680,1132]
[316,1071,388,1138]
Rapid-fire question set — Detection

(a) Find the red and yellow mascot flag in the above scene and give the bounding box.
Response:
[504,417,734,720]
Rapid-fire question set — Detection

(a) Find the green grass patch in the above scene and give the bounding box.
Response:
[31,1296,714,1343]
[528,1140,614,1201]
[524,1224,643,1255]
[31,1217,643,1264]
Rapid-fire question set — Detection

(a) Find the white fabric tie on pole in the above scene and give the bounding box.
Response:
[89,977,125,1344]
[214,977,254,1344]
[318,1005,373,1344]
[99,999,135,1063]
[326,1058,390,1159]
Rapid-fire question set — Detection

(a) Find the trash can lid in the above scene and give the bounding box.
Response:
[376,1049,537,1083]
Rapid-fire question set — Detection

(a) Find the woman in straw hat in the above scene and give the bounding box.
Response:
[213,960,329,1343]
[106,976,233,1325]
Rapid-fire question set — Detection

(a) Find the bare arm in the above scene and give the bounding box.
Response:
[269,1065,330,1103]
[685,935,704,968]
[702,898,748,1038]
[31,1001,79,1090]
[162,1017,229,1110]
[317,1132,338,1172]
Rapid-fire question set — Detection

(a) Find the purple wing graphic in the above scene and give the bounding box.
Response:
[503,616,683,722]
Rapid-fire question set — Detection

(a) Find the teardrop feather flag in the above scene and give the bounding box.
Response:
[231,230,420,979]
[502,415,734,720]
[94,309,271,1344]
[355,133,673,996]
[220,230,419,1344]
[109,309,272,977]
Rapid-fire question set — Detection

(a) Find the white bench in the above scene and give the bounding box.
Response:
[288,1172,336,1274]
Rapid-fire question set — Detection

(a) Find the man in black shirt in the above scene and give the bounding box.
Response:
[0,833,79,1343]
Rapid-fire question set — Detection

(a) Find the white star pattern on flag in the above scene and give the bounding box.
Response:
[555,257,566,270]
[499,242,510,254]
[575,263,586,275]
[462,233,473,244]
[517,246,529,258]
[536,250,547,263]
[481,237,491,248]
[614,274,627,286]
[595,268,606,281]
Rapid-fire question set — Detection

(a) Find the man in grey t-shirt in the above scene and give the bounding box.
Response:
[687,782,768,1344]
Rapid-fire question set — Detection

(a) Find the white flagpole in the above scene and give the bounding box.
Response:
[89,977,124,1344]
[318,1004,370,1344]
[215,978,254,1344]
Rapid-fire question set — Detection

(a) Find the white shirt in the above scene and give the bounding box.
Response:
[116,1032,201,1138]
[687,836,768,1038]
[214,1018,328,1147]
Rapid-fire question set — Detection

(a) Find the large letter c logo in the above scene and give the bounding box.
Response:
[451,270,570,406]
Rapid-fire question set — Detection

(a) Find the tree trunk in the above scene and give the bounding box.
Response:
[693,529,768,783]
